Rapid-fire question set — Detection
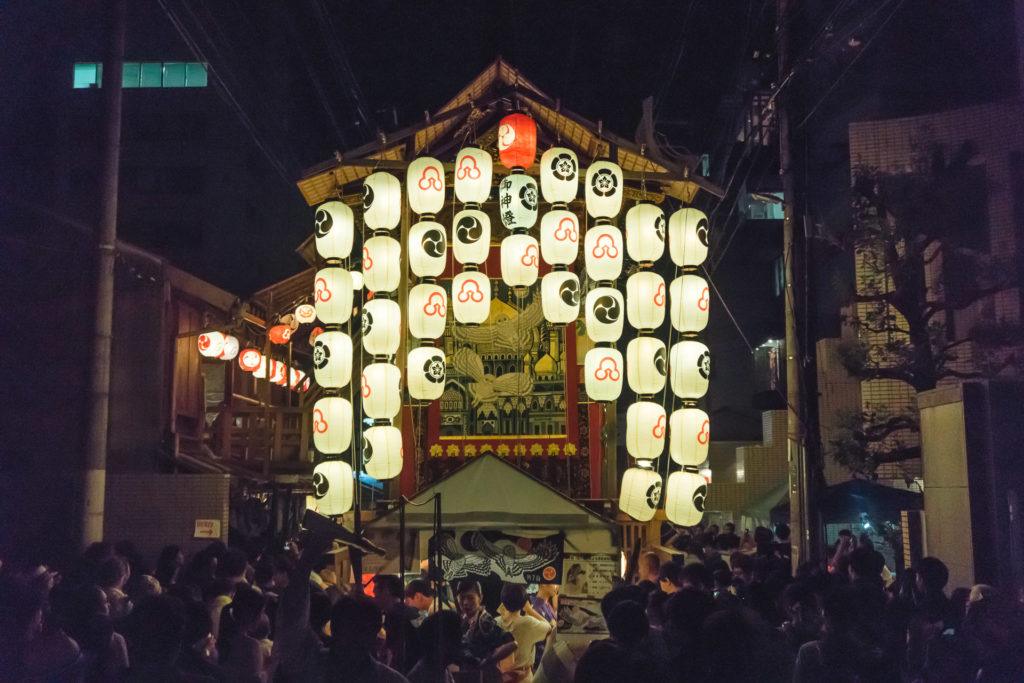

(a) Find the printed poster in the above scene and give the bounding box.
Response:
[429,530,564,584]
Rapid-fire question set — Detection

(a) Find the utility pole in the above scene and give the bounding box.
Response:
[81,0,126,548]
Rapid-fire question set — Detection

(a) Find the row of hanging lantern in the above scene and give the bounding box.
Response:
[197,331,240,361]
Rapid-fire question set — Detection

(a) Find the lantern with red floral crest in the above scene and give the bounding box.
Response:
[497,113,537,170]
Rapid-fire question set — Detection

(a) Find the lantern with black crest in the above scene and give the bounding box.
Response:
[619,464,662,523]
[311,460,353,515]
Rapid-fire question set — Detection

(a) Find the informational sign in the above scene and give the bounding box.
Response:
[556,597,607,634]
[193,519,221,539]
[429,530,564,584]
[561,553,618,599]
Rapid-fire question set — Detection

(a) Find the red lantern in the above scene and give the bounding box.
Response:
[308,326,325,344]
[269,325,293,345]
[238,348,262,373]
[497,113,537,170]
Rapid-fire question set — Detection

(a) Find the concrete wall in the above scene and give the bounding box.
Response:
[705,411,789,524]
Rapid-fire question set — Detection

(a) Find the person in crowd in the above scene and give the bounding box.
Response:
[121,594,213,682]
[531,583,559,625]
[455,579,512,669]
[218,584,274,682]
[407,610,462,683]
[657,561,682,594]
[405,578,436,627]
[52,581,130,680]
[967,583,996,611]
[155,544,185,590]
[718,522,741,550]
[575,600,667,683]
[217,549,250,588]
[0,572,82,681]
[205,577,236,644]
[637,551,661,583]
[661,588,715,681]
[778,581,822,653]
[496,583,552,682]
[679,562,714,593]
[178,598,226,681]
[96,553,133,619]
[374,574,421,672]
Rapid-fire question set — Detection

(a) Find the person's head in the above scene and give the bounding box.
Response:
[330,595,383,652]
[781,581,819,624]
[271,555,293,589]
[968,583,997,611]
[97,555,129,590]
[658,561,683,594]
[914,557,949,596]
[404,578,435,611]
[227,585,266,630]
[606,600,648,647]
[753,526,773,546]
[126,596,186,665]
[713,569,732,593]
[218,549,248,581]
[680,563,714,593]
[600,584,647,621]
[417,611,462,665]
[500,583,529,615]
[536,583,559,601]
[455,580,483,617]
[156,545,184,582]
[253,558,275,588]
[639,551,661,581]
[847,547,885,582]
[707,524,720,537]
[774,523,790,542]
[723,522,735,535]
[663,588,715,640]
[730,552,753,583]
[372,574,404,609]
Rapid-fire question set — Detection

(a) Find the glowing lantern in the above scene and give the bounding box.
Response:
[453,209,491,265]
[539,147,579,204]
[362,425,403,480]
[238,348,262,373]
[670,340,710,400]
[312,330,352,388]
[350,271,364,290]
[295,304,316,324]
[541,271,580,324]
[625,203,666,264]
[626,271,666,332]
[497,113,537,170]
[665,470,707,526]
[669,274,710,333]
[584,225,623,282]
[584,347,623,401]
[309,327,325,344]
[312,396,352,454]
[409,283,447,339]
[454,147,492,205]
[314,201,354,261]
[361,362,401,420]
[407,346,446,401]
[619,466,662,522]
[585,160,624,219]
[585,287,624,342]
[540,210,579,265]
[311,460,353,516]
[452,271,491,325]
[362,298,401,357]
[407,156,445,216]
[625,401,666,460]
[314,267,354,325]
[363,172,401,230]
[626,337,667,395]
[198,331,225,358]
[218,335,239,361]
[668,208,709,268]
[268,325,293,345]
[670,407,710,467]
[498,173,539,231]
[409,221,447,278]
[362,236,402,293]
[500,234,539,288]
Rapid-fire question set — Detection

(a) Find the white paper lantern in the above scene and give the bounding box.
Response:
[500,234,539,288]
[295,304,317,324]
[218,335,239,361]
[350,271,364,290]
[407,346,446,401]
[668,208,709,268]
[584,286,624,342]
[311,460,353,516]
[498,173,539,231]
[665,470,708,526]
[408,283,447,339]
[669,274,710,333]
[619,466,662,522]
[541,271,580,324]
[238,348,262,373]
[312,396,352,454]
[361,362,401,420]
[626,271,666,331]
[626,337,667,395]
[452,271,491,324]
[625,203,666,264]
[198,331,225,358]
[363,172,401,230]
[314,267,354,324]
[407,156,445,215]
[670,408,710,467]
[362,236,401,293]
[540,147,579,204]
[362,298,401,357]
[453,209,491,265]
[454,147,492,205]
[312,330,352,388]
[584,225,623,282]
[626,401,666,460]
[540,210,579,265]
[314,201,354,261]
[584,347,623,401]
[585,160,624,219]
[409,221,447,278]
[670,340,710,399]
[362,425,403,480]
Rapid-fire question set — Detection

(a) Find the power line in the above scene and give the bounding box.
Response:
[308,0,374,133]
[653,0,697,118]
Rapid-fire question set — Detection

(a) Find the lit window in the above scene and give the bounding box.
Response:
[140,62,162,87]
[74,60,208,89]
[73,62,101,88]
[122,62,141,88]
[162,62,186,87]
[185,62,208,87]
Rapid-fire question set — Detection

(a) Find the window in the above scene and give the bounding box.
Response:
[140,62,163,87]
[121,63,140,88]
[73,62,101,88]
[73,61,208,89]
[162,62,186,87]
[185,62,208,87]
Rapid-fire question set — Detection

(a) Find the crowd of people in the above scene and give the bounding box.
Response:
[1,521,1022,682]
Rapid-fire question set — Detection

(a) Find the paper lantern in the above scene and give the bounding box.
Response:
[625,203,666,264]
[289,368,308,391]
[268,325,293,345]
[362,236,401,293]
[540,147,579,204]
[453,209,491,265]
[454,147,492,204]
[619,466,662,522]
[500,234,539,288]
[238,348,262,373]
[362,425,403,480]
[540,210,579,265]
[362,171,401,230]
[665,470,707,526]
[198,331,225,358]
[314,267,354,325]
[668,208,709,268]
[407,346,446,401]
[626,401,666,460]
[541,271,580,324]
[295,304,316,324]
[218,335,239,361]
[311,460,353,516]
[669,274,710,333]
[409,283,447,339]
[362,298,402,357]
[626,337,667,395]
[312,396,352,454]
[584,287,624,342]
[498,173,539,231]
[350,271,364,290]
[407,156,445,215]
[314,201,354,261]
[584,225,623,282]
[409,221,447,278]
[670,408,710,467]
[585,160,624,219]
[497,113,537,170]
[361,362,401,420]
[312,330,352,388]
[584,347,623,401]
[670,340,710,399]
[452,271,491,324]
